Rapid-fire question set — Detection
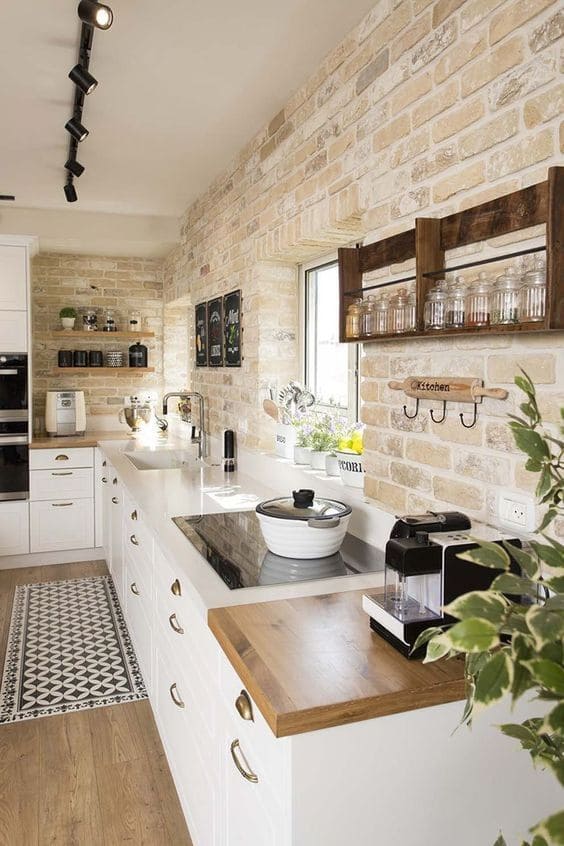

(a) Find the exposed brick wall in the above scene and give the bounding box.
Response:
[32,253,164,424]
[162,0,563,518]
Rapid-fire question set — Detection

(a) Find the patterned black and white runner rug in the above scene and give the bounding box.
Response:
[0,575,147,723]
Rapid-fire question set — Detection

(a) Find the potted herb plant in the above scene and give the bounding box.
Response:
[310,413,340,470]
[59,306,77,330]
[416,370,563,845]
[293,416,314,465]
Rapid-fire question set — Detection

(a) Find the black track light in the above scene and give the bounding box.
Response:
[64,183,78,203]
[65,158,85,178]
[77,0,113,30]
[69,64,98,95]
[65,117,88,142]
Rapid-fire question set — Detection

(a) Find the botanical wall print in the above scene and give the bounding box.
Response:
[195,302,208,367]
[207,297,224,367]
[223,289,241,367]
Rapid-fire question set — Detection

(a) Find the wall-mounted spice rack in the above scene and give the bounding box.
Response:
[338,166,563,343]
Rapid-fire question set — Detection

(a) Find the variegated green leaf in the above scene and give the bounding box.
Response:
[531,809,564,845]
[446,618,500,653]
[457,542,511,571]
[443,591,507,624]
[474,651,513,710]
[523,659,564,696]
[526,605,564,649]
[540,703,564,737]
[491,572,540,599]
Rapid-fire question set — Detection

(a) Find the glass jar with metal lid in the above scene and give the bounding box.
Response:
[345,299,362,339]
[389,289,410,334]
[361,295,378,336]
[466,272,492,328]
[374,294,390,335]
[423,282,447,330]
[445,276,466,329]
[521,267,546,322]
[491,267,521,325]
[406,291,417,331]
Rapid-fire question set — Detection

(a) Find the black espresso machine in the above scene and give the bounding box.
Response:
[363,511,522,658]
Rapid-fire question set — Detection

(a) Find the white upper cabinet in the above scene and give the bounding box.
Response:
[0,244,27,310]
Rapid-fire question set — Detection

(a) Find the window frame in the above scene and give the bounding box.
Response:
[299,253,359,423]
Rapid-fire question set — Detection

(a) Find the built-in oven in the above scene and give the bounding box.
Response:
[0,354,29,500]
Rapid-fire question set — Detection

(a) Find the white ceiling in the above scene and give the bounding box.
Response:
[0,0,376,230]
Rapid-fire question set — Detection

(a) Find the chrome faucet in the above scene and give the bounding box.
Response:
[162,391,207,459]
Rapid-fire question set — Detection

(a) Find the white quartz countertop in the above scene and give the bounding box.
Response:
[97,433,392,619]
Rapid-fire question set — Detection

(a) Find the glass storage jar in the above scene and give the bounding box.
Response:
[491,268,521,325]
[361,296,378,336]
[406,291,417,331]
[82,308,98,331]
[128,310,142,332]
[445,276,466,329]
[466,272,492,327]
[423,282,447,330]
[521,268,546,322]
[374,295,390,335]
[389,289,410,334]
[345,299,362,338]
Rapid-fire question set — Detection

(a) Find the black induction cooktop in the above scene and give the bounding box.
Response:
[172,510,385,590]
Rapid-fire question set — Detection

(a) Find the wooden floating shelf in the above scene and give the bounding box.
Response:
[339,166,563,344]
[48,330,155,339]
[52,367,155,373]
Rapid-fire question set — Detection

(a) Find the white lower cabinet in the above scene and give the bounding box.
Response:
[0,501,29,555]
[124,550,153,693]
[30,498,94,553]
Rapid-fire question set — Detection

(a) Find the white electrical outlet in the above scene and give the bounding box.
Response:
[497,491,536,533]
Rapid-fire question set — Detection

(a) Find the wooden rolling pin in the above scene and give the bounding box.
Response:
[388,377,508,404]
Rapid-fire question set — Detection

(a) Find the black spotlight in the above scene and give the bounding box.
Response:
[65,158,85,177]
[78,0,113,30]
[64,183,78,203]
[69,64,98,95]
[65,117,88,142]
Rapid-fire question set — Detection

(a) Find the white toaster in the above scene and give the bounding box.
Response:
[45,391,86,437]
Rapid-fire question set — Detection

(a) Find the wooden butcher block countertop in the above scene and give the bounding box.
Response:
[208,589,466,738]
[31,431,129,449]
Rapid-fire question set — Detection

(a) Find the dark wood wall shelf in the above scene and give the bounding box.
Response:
[338,166,563,343]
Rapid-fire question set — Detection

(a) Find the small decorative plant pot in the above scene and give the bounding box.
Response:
[310,450,330,470]
[61,317,75,330]
[325,454,340,476]
[293,445,313,465]
[275,423,297,459]
[336,450,365,488]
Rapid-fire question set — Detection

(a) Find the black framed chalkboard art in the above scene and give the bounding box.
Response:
[223,289,241,367]
[207,297,224,367]
[195,302,208,367]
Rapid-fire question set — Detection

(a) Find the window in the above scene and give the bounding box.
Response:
[302,257,359,421]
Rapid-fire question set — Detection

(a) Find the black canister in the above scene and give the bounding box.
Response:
[73,350,88,367]
[58,350,73,368]
[129,342,148,368]
[88,350,103,367]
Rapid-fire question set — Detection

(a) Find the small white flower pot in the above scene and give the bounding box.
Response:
[336,450,365,488]
[61,317,75,330]
[325,454,340,476]
[275,423,297,459]
[293,445,313,465]
[310,450,330,470]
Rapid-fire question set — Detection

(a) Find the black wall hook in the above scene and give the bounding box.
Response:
[430,401,447,424]
[459,404,478,429]
[403,398,419,419]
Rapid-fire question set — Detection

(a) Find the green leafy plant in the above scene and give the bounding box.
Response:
[59,306,77,319]
[415,370,563,846]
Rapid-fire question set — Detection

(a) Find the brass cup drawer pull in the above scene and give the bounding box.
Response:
[112,497,119,504]
[55,454,69,461]
[171,578,182,597]
[131,509,138,521]
[235,690,254,722]
[130,534,139,546]
[230,739,258,783]
[130,582,140,595]
[101,477,108,484]
[168,613,184,635]
[102,460,107,467]
[169,683,185,709]
[112,477,118,485]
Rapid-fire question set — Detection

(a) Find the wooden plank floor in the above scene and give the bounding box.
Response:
[0,560,193,846]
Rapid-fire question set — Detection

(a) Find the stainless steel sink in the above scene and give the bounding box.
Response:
[125,448,196,471]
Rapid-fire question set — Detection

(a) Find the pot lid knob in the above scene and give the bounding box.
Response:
[292,489,315,509]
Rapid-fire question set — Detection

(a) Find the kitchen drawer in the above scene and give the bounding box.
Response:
[154,647,218,846]
[124,498,154,552]
[124,544,153,624]
[30,447,94,471]
[125,556,153,693]
[153,545,220,683]
[30,467,93,501]
[0,501,29,556]
[30,498,94,553]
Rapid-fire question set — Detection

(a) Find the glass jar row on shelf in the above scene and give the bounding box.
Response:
[346,289,417,338]
[424,265,546,331]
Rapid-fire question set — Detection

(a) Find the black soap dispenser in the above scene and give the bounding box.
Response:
[129,341,148,368]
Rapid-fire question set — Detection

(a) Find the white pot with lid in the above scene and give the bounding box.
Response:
[255,489,352,559]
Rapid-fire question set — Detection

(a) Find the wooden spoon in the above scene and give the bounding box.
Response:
[263,399,279,421]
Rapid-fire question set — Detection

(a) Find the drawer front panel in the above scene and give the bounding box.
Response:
[124,562,152,694]
[30,498,94,553]
[123,497,154,555]
[30,467,93,501]
[124,545,153,624]
[30,447,94,471]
